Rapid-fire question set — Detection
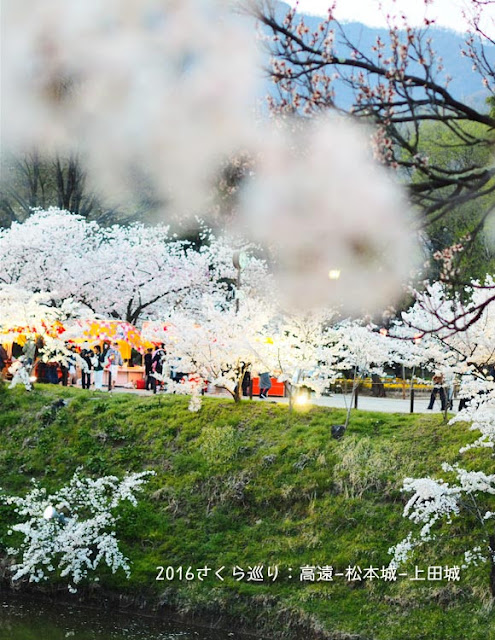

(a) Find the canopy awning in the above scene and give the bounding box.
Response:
[61,320,145,359]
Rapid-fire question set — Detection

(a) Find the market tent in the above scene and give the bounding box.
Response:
[0,321,66,353]
[61,320,144,359]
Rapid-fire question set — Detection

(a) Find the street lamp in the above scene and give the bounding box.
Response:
[43,505,66,524]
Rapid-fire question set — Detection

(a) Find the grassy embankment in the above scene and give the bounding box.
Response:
[0,382,494,640]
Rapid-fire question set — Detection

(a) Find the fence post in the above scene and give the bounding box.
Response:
[354,385,359,409]
[410,388,415,414]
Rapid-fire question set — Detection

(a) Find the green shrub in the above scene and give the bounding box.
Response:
[333,435,405,498]
[197,424,238,464]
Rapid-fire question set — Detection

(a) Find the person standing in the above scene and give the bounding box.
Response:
[80,345,93,390]
[66,345,78,386]
[47,362,59,385]
[105,342,123,390]
[102,342,110,365]
[427,371,446,411]
[0,344,8,379]
[60,343,69,386]
[259,371,272,399]
[241,365,251,397]
[144,348,153,390]
[444,369,456,410]
[458,370,476,411]
[22,338,37,367]
[151,344,166,394]
[92,345,104,390]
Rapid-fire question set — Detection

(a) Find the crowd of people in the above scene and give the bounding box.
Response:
[0,339,179,394]
[1,338,263,398]
[3,338,492,409]
[32,341,125,390]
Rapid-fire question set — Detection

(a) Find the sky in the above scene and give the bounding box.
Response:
[286,0,470,33]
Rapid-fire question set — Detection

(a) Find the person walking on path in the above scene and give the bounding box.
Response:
[427,371,446,411]
[59,342,70,386]
[259,371,272,399]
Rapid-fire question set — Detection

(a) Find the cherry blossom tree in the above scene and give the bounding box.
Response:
[0,209,269,325]
[0,284,90,364]
[160,295,276,406]
[402,276,495,425]
[329,320,401,426]
[251,309,339,403]
[332,321,394,373]
[148,302,342,409]
[386,319,455,411]
[390,457,495,596]
[402,276,495,363]
[390,277,495,595]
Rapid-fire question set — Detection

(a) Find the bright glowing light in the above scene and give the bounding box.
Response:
[328,269,341,280]
[43,506,56,520]
[295,394,309,406]
[29,376,37,382]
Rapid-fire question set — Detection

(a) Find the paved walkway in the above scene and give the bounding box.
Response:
[299,393,453,414]
[109,387,452,415]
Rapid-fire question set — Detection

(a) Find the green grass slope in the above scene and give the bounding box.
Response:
[0,383,493,640]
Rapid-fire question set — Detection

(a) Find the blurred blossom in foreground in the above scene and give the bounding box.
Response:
[3,1,420,314]
[2,0,259,214]
[238,116,420,313]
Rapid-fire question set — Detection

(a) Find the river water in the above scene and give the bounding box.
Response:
[0,594,248,640]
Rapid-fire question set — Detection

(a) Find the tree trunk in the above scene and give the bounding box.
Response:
[233,373,243,403]
[344,367,359,430]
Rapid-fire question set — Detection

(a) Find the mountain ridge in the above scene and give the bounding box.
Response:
[268,1,493,110]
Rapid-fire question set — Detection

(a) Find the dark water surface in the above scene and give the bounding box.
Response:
[0,593,249,640]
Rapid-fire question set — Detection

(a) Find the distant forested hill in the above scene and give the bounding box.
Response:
[265,2,493,111]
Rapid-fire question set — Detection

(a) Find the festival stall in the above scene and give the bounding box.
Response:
[61,319,146,387]
[0,321,66,363]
